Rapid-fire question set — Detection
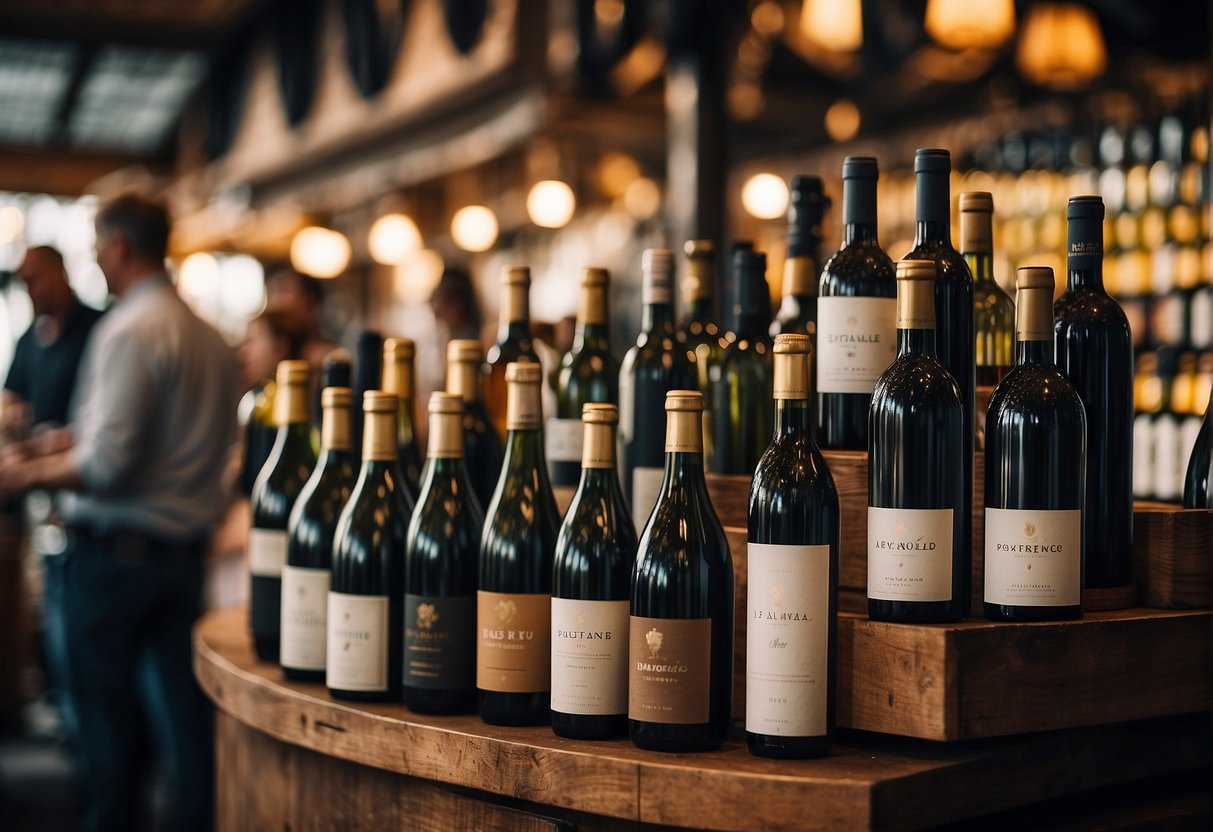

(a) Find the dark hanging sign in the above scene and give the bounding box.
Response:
[442,0,489,55]
[272,0,321,126]
[340,0,407,98]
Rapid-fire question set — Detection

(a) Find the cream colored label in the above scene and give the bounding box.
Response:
[984,508,1081,606]
[545,418,584,463]
[248,528,288,578]
[867,507,954,602]
[550,598,629,715]
[631,466,664,534]
[817,296,897,394]
[325,592,389,692]
[280,565,329,671]
[476,591,551,693]
[746,543,829,737]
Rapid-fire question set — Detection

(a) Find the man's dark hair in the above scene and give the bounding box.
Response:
[96,194,170,263]
[24,245,65,270]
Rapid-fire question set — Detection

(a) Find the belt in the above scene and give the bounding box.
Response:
[65,525,208,562]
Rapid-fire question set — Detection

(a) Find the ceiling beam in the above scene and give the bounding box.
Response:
[0,146,156,196]
[49,44,95,150]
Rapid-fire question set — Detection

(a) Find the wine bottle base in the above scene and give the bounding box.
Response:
[983,603,1082,622]
[868,599,967,623]
[403,688,476,715]
[283,666,324,683]
[329,687,402,702]
[478,691,551,726]
[252,635,280,663]
[745,731,831,759]
[628,720,727,753]
[551,712,626,740]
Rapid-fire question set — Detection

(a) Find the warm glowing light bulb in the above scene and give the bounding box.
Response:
[824,99,861,142]
[1016,3,1106,91]
[623,177,661,220]
[368,213,422,265]
[178,252,219,302]
[290,226,351,279]
[741,173,790,220]
[394,249,446,304]
[800,0,863,52]
[925,0,1015,50]
[451,205,499,252]
[527,180,576,228]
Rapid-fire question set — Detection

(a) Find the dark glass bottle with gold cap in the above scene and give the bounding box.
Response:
[446,339,501,511]
[250,360,317,662]
[619,249,698,533]
[404,393,484,714]
[985,267,1086,622]
[551,403,637,740]
[383,337,423,501]
[817,156,896,451]
[961,191,1014,388]
[486,266,540,441]
[713,242,774,474]
[747,333,839,759]
[868,260,967,623]
[327,391,414,701]
[629,391,733,753]
[478,362,561,725]
[679,240,724,469]
[281,386,357,682]
[772,175,827,340]
[549,268,620,501]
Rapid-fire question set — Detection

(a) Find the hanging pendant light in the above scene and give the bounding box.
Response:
[800,0,863,53]
[924,0,1015,51]
[1016,3,1107,91]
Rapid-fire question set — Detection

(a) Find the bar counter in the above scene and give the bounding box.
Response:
[194,607,1209,831]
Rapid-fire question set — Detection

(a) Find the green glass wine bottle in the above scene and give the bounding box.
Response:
[446,339,502,512]
[382,337,423,501]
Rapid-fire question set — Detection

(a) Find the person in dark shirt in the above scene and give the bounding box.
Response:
[2,245,104,433]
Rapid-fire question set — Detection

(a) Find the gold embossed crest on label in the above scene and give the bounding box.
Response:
[628,616,711,724]
[476,591,551,693]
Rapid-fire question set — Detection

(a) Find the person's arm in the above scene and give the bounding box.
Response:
[10,447,83,492]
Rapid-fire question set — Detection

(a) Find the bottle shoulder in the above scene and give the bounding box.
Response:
[873,354,964,407]
[904,241,972,285]
[1054,289,1132,333]
[988,365,1087,425]
[820,241,896,296]
[751,437,838,498]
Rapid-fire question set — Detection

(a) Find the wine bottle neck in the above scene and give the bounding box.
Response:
[662,450,706,490]
[897,328,938,357]
[965,252,995,285]
[642,302,676,333]
[915,220,951,246]
[362,410,397,461]
[844,223,878,244]
[782,254,817,299]
[1016,340,1053,365]
[504,428,550,479]
[449,361,483,403]
[274,383,310,427]
[1067,265,1105,291]
[427,411,464,459]
[319,405,351,451]
[774,398,814,437]
[574,321,611,353]
[498,283,530,341]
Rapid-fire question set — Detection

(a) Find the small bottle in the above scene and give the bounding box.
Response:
[961,191,1014,389]
[680,240,724,469]
[281,386,357,681]
[629,391,733,753]
[327,391,414,701]
[446,339,503,511]
[867,260,968,623]
[486,266,540,440]
[984,267,1086,622]
[249,360,316,662]
[403,393,484,714]
[747,334,839,758]
[382,337,423,501]
[478,362,561,726]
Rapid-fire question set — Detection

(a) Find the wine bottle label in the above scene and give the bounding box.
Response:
[984,508,1082,607]
[280,565,329,671]
[628,616,711,724]
[631,466,664,534]
[816,296,896,394]
[545,418,584,463]
[476,591,551,693]
[404,594,474,690]
[325,592,389,692]
[248,528,288,578]
[745,543,829,737]
[866,507,954,602]
[550,598,629,715]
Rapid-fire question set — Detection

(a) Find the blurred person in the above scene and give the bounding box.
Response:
[265,267,337,371]
[237,309,308,495]
[429,266,482,343]
[0,194,237,832]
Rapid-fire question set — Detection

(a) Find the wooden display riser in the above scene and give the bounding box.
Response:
[196,609,1210,832]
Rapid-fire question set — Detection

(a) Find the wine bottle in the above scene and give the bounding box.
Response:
[281,386,357,681]
[773,176,827,338]
[382,337,423,501]
[1055,196,1135,587]
[403,392,484,714]
[551,403,637,739]
[961,191,1014,387]
[311,352,352,450]
[903,149,974,562]
[817,156,897,450]
[486,266,540,441]
[620,249,698,532]
[249,360,317,662]
[351,330,383,456]
[446,339,502,511]
[868,260,968,623]
[712,242,774,474]
[630,391,733,753]
[747,333,839,759]
[478,362,561,725]
[327,391,414,701]
[1182,373,1213,507]
[240,378,277,497]
[984,267,1086,622]
[549,268,620,504]
[681,240,724,471]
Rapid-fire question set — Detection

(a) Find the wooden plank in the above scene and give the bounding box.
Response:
[838,608,1211,741]
[1133,504,1213,609]
[195,608,1211,831]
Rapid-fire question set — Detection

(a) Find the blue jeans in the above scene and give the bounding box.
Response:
[60,537,213,832]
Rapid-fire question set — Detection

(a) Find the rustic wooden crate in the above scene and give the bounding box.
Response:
[1132,502,1213,609]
